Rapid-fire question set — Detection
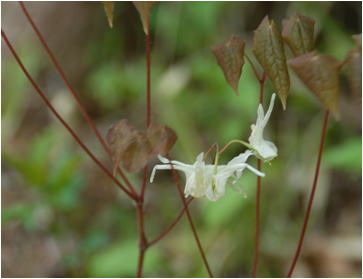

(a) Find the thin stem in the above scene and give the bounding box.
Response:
[146,32,152,128]
[136,247,145,278]
[148,197,193,247]
[286,110,330,277]
[251,159,262,277]
[1,29,137,201]
[251,71,266,277]
[136,202,148,278]
[136,23,152,278]
[168,155,214,277]
[203,143,219,161]
[18,1,137,196]
[219,139,252,155]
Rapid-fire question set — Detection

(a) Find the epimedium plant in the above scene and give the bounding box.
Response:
[2,1,361,277]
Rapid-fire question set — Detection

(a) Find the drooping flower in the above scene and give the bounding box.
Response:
[150,152,211,198]
[150,151,264,201]
[248,93,278,162]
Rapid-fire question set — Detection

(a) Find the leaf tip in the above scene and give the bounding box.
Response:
[103,2,114,29]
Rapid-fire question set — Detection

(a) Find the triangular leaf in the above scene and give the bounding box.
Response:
[103,2,114,28]
[282,13,315,57]
[253,16,290,109]
[289,51,341,117]
[133,1,155,35]
[211,36,245,95]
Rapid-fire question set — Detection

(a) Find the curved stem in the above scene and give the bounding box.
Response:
[286,110,330,277]
[1,29,137,201]
[148,197,193,247]
[203,143,219,161]
[251,71,266,277]
[219,139,252,155]
[18,1,137,196]
[168,155,214,277]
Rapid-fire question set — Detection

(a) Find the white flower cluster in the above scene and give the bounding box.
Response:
[150,93,277,201]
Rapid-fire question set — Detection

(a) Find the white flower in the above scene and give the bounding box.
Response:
[249,93,278,162]
[150,151,264,201]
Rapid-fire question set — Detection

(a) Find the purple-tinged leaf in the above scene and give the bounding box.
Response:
[282,13,315,57]
[289,51,341,117]
[253,16,290,109]
[211,36,245,95]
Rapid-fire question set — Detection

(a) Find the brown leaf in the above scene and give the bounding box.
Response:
[211,36,245,95]
[147,123,177,156]
[253,16,290,109]
[121,133,152,173]
[133,1,155,35]
[106,119,177,173]
[344,35,362,97]
[107,119,151,174]
[103,2,114,28]
[282,13,315,57]
[289,51,341,117]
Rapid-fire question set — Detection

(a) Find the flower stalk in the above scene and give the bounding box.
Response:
[251,71,266,277]
[286,110,330,277]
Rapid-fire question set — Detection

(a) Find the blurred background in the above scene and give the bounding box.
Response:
[2,1,362,277]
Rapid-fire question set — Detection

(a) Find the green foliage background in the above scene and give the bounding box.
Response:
[2,2,361,277]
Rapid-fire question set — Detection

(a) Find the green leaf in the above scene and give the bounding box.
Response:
[211,35,245,95]
[103,2,114,28]
[282,13,315,57]
[253,16,290,109]
[289,51,341,117]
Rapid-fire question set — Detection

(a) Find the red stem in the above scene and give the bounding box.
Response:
[168,156,214,277]
[251,71,266,277]
[148,197,193,247]
[146,32,151,128]
[286,110,330,277]
[136,25,152,278]
[1,29,137,201]
[136,201,148,278]
[18,1,137,196]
